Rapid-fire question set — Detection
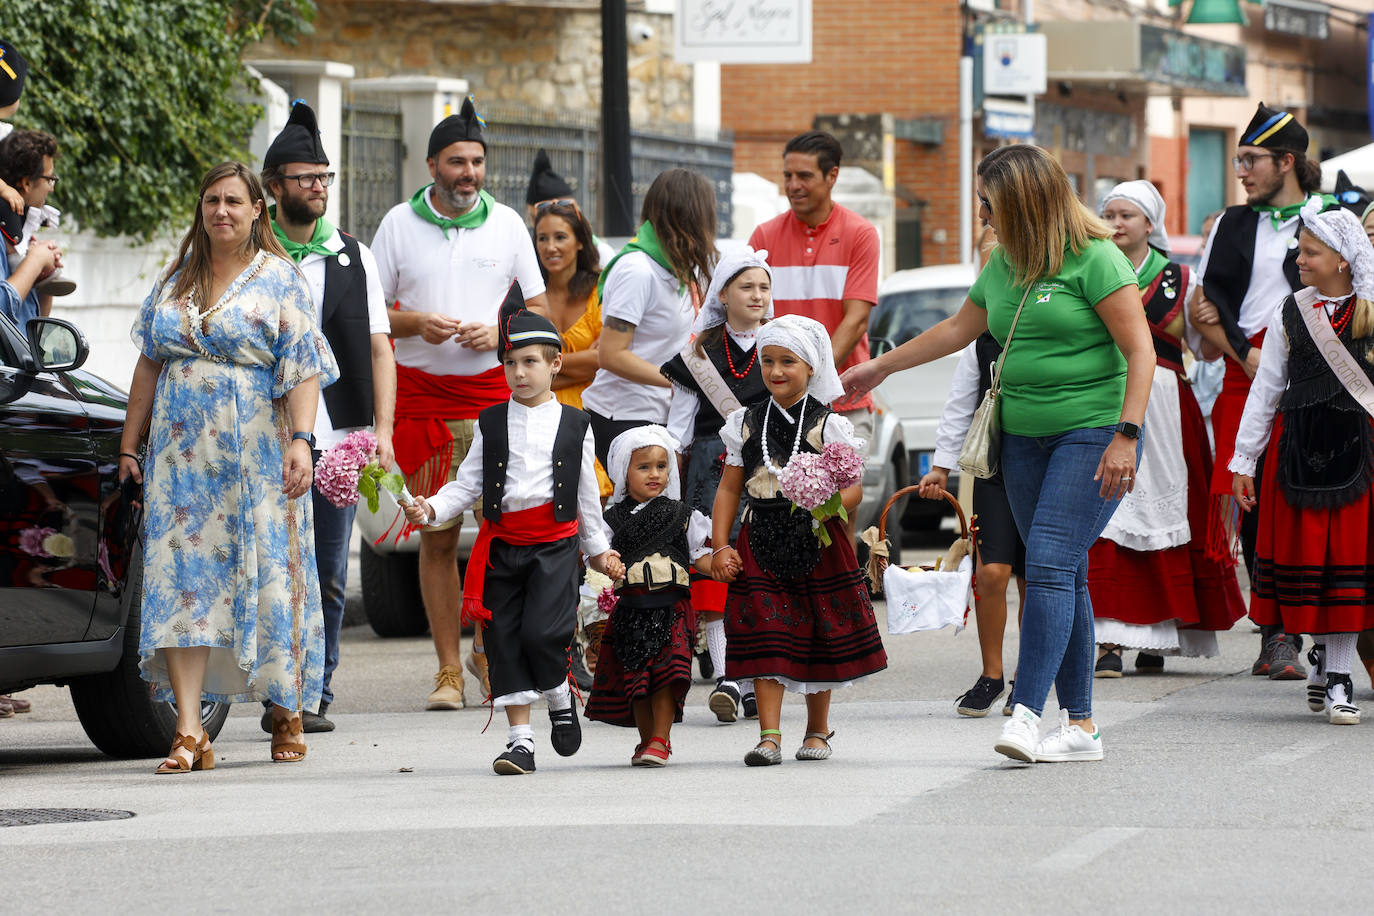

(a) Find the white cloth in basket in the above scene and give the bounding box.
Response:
[884,554,973,635]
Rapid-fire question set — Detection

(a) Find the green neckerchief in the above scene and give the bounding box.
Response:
[408,185,493,238]
[1134,247,1168,289]
[269,205,335,263]
[596,220,681,299]
[1252,192,1336,231]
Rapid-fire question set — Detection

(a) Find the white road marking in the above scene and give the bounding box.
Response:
[1038,827,1143,871]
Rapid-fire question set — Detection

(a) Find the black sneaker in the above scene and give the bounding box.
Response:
[954,676,1005,718]
[302,701,335,733]
[1094,647,1123,678]
[1251,635,1277,675]
[1267,634,1307,680]
[493,743,536,775]
[1003,679,1015,716]
[741,691,758,719]
[696,649,715,681]
[709,679,741,723]
[1134,653,1165,673]
[548,702,582,757]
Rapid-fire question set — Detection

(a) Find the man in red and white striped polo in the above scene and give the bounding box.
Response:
[748,130,880,450]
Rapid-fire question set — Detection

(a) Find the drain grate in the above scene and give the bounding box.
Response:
[0,808,135,827]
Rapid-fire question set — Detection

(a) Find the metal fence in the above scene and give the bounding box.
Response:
[339,99,404,245]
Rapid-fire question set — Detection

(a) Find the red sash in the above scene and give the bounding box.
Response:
[1205,329,1266,562]
[392,364,509,485]
[461,503,579,624]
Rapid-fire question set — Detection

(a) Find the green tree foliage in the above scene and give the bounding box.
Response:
[3,0,315,239]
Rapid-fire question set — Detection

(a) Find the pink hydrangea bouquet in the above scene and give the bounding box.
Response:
[315,430,411,512]
[778,441,865,546]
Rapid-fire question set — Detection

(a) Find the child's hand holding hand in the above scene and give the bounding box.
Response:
[1232,474,1256,512]
[402,495,435,526]
[590,549,624,580]
[710,546,742,583]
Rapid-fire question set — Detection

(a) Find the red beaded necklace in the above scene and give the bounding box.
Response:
[1325,298,1355,336]
[724,332,757,379]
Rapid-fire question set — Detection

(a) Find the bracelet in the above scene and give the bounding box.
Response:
[119,451,142,464]
[711,545,733,557]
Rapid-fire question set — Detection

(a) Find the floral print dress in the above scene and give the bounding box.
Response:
[132,251,338,710]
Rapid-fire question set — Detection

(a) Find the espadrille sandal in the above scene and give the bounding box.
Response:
[744,729,782,766]
[795,730,834,761]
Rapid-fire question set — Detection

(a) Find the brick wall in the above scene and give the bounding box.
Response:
[250,0,694,125]
[722,0,963,263]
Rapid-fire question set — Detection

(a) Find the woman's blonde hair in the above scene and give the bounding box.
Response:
[166,161,291,307]
[977,144,1111,287]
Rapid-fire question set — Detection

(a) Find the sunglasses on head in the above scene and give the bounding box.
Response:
[535,198,579,215]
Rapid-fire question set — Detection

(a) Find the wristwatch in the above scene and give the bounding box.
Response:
[1115,422,1141,440]
[291,431,317,449]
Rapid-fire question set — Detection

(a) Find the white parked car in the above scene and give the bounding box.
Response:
[869,263,977,530]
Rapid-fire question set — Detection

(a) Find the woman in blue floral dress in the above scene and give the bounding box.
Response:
[118,162,337,772]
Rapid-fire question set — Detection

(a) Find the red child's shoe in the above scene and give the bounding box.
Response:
[634,736,671,768]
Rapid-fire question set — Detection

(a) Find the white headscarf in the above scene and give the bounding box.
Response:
[692,246,774,338]
[1300,197,1374,303]
[755,314,845,405]
[1099,180,1170,254]
[606,424,682,507]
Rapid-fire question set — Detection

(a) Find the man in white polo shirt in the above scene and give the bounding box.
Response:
[371,96,547,710]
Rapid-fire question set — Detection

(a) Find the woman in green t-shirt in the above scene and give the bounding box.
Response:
[841,144,1155,765]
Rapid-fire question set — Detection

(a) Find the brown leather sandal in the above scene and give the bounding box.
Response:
[271,715,307,763]
[155,732,214,774]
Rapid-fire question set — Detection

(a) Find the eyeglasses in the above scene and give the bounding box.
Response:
[282,171,336,188]
[40,175,59,187]
[978,193,992,215]
[1232,153,1279,174]
[535,198,579,214]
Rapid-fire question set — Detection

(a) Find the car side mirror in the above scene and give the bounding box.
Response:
[26,317,89,372]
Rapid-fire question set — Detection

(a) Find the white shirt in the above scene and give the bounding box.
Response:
[371,190,545,377]
[665,324,759,452]
[932,343,981,471]
[580,251,694,422]
[598,506,713,561]
[425,396,610,558]
[1198,204,1308,337]
[295,228,390,448]
[1228,291,1352,477]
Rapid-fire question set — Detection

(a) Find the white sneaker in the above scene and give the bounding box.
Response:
[1034,711,1104,762]
[1326,675,1361,725]
[994,703,1041,763]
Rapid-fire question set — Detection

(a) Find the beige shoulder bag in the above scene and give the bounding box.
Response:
[958,283,1034,479]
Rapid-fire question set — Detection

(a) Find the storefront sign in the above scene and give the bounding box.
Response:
[1139,25,1246,96]
[674,0,812,63]
[1265,0,1331,40]
[984,98,1034,141]
[983,33,1047,96]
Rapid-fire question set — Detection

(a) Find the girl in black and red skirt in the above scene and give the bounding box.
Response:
[710,314,888,766]
[1232,199,1374,725]
[585,425,713,766]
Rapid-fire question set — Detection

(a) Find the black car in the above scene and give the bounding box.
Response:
[0,312,228,757]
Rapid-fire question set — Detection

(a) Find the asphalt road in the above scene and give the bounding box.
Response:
[3,530,1373,913]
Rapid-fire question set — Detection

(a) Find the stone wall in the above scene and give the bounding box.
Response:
[250,0,694,125]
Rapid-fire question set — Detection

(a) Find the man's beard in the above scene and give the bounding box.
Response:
[278,191,326,226]
[1246,171,1285,208]
[435,178,480,213]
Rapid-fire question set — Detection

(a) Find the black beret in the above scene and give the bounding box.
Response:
[498,282,562,354]
[428,95,486,158]
[526,149,574,205]
[264,100,329,169]
[1240,102,1308,152]
[0,41,27,108]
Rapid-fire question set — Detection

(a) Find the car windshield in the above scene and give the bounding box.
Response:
[869,286,967,356]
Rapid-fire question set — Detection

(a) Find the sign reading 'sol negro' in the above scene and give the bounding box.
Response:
[674,0,813,64]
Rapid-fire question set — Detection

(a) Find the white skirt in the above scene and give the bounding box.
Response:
[1100,371,1190,552]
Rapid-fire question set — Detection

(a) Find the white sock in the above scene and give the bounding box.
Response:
[1308,642,1326,686]
[543,680,572,711]
[705,618,727,681]
[508,723,534,752]
[739,678,754,697]
[1325,633,1357,675]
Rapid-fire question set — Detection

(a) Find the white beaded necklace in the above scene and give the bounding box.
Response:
[760,394,809,479]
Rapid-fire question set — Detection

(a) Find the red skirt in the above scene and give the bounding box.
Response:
[584,593,695,728]
[1251,412,1374,634]
[724,518,888,687]
[1088,378,1246,631]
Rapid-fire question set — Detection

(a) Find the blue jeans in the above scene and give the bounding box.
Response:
[1001,426,1139,719]
[312,450,357,707]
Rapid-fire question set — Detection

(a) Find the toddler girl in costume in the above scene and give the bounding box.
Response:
[661,247,773,723]
[585,426,713,766]
[1232,199,1374,725]
[711,314,888,765]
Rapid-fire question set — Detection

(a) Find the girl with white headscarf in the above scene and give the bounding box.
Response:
[660,247,774,722]
[584,425,713,765]
[710,314,886,766]
[1230,199,1374,725]
[1087,181,1246,674]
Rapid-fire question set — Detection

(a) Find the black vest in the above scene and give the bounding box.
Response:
[478,401,589,523]
[319,231,375,429]
[1201,206,1302,361]
[660,334,769,442]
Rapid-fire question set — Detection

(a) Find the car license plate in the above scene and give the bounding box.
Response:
[918,451,933,476]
